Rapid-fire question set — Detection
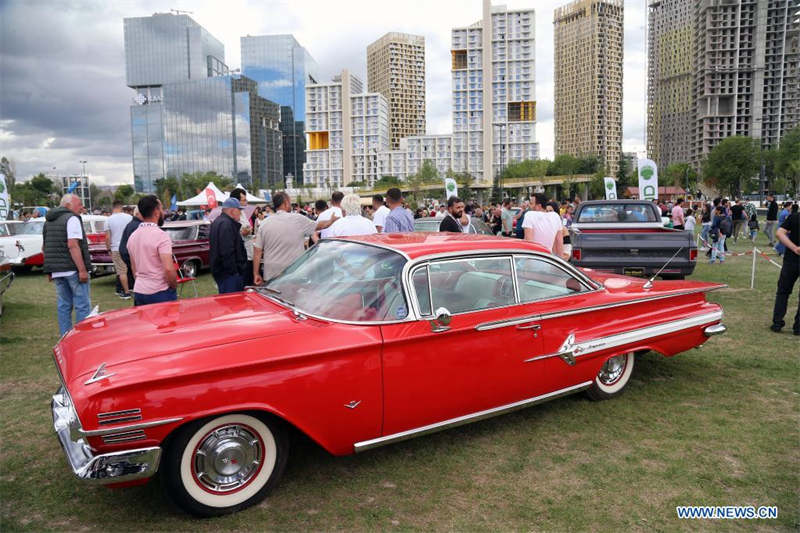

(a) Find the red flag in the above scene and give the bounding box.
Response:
[204,187,217,209]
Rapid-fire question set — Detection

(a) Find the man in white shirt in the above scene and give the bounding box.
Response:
[105,200,133,298]
[328,194,377,237]
[371,194,391,233]
[435,205,447,219]
[522,193,566,259]
[318,191,344,239]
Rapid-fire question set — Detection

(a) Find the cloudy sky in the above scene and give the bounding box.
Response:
[0,0,647,185]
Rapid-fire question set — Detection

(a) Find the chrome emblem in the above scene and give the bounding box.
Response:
[344,400,362,409]
[84,362,116,385]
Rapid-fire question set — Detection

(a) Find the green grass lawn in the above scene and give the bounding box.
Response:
[1,233,798,531]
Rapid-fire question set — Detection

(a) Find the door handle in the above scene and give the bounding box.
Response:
[516,323,541,331]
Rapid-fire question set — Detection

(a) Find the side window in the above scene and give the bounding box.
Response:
[515,256,586,302]
[412,267,432,316]
[428,257,515,314]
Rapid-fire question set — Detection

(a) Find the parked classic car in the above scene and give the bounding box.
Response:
[414,216,494,235]
[0,215,108,271]
[50,233,726,516]
[569,200,698,279]
[89,220,210,278]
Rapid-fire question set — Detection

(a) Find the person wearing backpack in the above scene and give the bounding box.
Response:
[710,205,728,264]
[748,213,759,242]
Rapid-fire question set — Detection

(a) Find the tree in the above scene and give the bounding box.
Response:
[114,184,135,204]
[663,162,698,193]
[701,136,760,197]
[775,125,800,195]
[374,175,400,189]
[547,154,580,176]
[30,173,55,196]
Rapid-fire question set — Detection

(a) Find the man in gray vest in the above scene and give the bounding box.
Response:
[43,193,92,335]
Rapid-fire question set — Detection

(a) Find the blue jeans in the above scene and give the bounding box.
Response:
[711,235,726,262]
[53,273,91,336]
[216,273,244,294]
[134,287,177,306]
[700,223,711,245]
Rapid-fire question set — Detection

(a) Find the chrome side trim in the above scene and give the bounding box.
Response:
[475,286,724,331]
[80,417,184,437]
[537,286,725,321]
[353,381,593,453]
[523,310,724,364]
[703,324,727,336]
[102,430,147,444]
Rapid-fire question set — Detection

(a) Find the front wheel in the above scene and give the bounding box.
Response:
[586,352,634,401]
[161,413,289,517]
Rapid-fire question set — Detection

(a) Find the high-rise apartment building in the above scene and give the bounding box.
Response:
[647,0,694,169]
[303,71,390,188]
[241,35,320,184]
[124,13,282,192]
[367,32,426,150]
[554,0,623,175]
[692,0,800,166]
[377,135,455,180]
[451,0,539,183]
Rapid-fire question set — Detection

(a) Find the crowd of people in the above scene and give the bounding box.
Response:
[37,187,798,336]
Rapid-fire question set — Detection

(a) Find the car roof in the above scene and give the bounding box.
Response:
[339,232,549,260]
[578,200,654,205]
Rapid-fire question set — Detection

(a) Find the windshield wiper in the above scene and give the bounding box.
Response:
[262,286,281,294]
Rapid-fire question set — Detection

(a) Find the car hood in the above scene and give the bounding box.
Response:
[55,291,307,385]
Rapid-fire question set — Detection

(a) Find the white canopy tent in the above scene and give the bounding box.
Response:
[233,183,268,204]
[176,182,228,207]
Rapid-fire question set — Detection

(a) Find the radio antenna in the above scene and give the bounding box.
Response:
[643,247,684,289]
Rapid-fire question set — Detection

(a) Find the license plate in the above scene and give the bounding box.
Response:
[624,268,644,276]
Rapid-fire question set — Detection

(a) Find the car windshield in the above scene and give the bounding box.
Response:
[414,220,440,232]
[264,240,408,322]
[164,226,196,241]
[577,204,658,223]
[13,221,44,235]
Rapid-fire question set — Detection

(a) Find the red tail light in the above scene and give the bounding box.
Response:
[572,248,581,261]
[689,248,698,261]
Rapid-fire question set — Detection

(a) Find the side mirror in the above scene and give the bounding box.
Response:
[430,307,451,332]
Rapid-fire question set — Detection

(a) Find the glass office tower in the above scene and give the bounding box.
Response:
[241,35,320,184]
[124,13,227,88]
[131,75,282,191]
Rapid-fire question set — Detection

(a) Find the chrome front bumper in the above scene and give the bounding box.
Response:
[703,324,727,336]
[51,387,161,483]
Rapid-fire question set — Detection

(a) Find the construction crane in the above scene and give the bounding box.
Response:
[170,8,194,15]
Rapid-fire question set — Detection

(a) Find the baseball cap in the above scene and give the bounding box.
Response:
[221,197,241,209]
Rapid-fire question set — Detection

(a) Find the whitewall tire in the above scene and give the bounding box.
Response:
[162,413,288,517]
[586,352,635,401]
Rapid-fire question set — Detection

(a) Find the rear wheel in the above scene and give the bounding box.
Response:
[162,413,289,517]
[181,260,199,278]
[586,352,634,401]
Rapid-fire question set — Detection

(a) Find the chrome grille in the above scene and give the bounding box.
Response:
[97,409,142,426]
[101,429,146,444]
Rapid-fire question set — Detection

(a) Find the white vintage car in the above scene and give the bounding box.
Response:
[0,215,108,271]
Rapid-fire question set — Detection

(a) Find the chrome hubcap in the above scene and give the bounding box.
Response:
[598,354,627,385]
[194,424,262,493]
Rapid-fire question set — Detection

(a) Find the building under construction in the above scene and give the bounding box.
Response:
[648,0,800,170]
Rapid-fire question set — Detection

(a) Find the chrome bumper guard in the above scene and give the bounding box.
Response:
[703,324,727,336]
[51,387,161,483]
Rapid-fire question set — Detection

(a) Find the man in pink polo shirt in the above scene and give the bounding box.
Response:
[127,195,177,306]
[672,198,686,230]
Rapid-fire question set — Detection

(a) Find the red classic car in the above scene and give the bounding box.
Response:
[50,233,726,516]
[90,220,210,277]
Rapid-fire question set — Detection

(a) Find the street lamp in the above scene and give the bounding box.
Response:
[79,160,90,210]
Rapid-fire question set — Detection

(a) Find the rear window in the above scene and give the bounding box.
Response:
[577,204,658,223]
